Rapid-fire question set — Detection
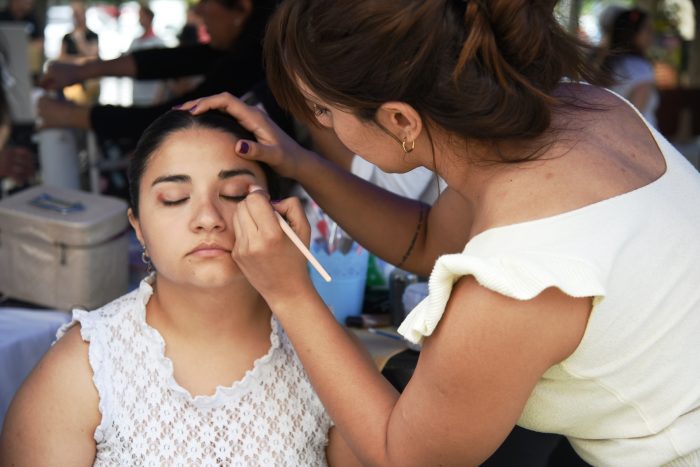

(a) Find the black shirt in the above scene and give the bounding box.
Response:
[0,9,43,40]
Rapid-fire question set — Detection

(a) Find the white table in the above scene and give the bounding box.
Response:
[0,307,72,430]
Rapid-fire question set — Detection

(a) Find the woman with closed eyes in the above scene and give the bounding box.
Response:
[0,110,360,466]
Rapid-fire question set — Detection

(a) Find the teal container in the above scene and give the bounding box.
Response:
[309,244,369,323]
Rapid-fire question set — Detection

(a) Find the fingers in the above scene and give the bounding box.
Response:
[272,198,311,246]
[177,92,274,143]
[248,184,270,200]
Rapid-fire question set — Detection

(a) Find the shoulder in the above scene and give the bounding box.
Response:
[0,325,99,464]
[476,84,663,232]
[13,325,98,416]
[394,275,591,463]
[79,289,141,327]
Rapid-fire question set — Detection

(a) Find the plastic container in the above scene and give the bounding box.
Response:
[37,128,81,189]
[0,185,129,310]
[309,244,369,324]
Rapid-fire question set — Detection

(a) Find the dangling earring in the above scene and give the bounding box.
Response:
[141,245,154,274]
[401,137,415,154]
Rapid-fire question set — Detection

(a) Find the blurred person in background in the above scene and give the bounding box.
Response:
[0,0,43,83]
[0,64,36,197]
[59,2,100,105]
[166,4,207,99]
[126,4,166,106]
[601,8,659,128]
[37,0,278,147]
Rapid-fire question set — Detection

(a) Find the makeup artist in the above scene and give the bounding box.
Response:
[183,0,700,465]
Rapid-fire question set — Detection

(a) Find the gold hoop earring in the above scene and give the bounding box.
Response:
[401,138,415,154]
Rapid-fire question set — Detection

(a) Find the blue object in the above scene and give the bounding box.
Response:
[29,193,85,214]
[309,245,369,324]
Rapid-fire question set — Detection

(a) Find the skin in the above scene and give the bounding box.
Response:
[0,126,359,466]
[179,82,666,465]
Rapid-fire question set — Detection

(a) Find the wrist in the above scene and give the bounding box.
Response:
[265,280,322,319]
[81,59,102,81]
[69,105,92,129]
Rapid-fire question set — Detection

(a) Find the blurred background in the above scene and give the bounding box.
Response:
[0,0,697,201]
[42,0,190,106]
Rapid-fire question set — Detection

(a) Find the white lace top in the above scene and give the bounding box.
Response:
[57,277,332,466]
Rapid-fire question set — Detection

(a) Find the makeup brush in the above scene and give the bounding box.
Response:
[249,185,332,282]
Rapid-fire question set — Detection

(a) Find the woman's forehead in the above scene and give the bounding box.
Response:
[145,127,262,176]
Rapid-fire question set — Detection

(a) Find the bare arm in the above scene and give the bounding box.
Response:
[326,427,363,466]
[226,192,592,466]
[182,93,471,275]
[0,326,99,466]
[276,276,591,465]
[41,55,137,90]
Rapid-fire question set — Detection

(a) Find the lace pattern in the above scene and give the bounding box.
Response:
[58,278,331,466]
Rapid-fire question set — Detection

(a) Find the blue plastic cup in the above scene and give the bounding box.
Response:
[309,244,369,323]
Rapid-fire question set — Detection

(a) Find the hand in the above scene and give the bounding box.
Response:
[37,97,91,129]
[179,92,313,179]
[40,61,86,90]
[232,191,317,309]
[0,146,36,185]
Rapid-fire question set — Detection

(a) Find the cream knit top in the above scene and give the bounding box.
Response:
[399,108,700,466]
[58,277,332,466]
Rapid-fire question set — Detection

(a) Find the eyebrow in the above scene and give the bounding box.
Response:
[219,168,256,180]
[151,169,256,187]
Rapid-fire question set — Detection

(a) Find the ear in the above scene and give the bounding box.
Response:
[375,102,423,145]
[127,208,145,247]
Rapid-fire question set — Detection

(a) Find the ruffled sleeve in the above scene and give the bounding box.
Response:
[398,251,607,344]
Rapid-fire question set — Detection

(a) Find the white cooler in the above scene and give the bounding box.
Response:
[0,185,129,310]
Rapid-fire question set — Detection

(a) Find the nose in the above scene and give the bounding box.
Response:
[190,196,226,232]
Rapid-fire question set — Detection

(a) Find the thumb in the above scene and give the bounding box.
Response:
[235,139,271,165]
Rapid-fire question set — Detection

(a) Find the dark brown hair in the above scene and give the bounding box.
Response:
[606,8,650,60]
[265,0,607,162]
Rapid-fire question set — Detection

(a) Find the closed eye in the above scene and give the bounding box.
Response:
[220,194,248,202]
[312,103,329,117]
[162,197,188,206]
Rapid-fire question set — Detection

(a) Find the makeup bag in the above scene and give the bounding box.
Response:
[0,185,129,310]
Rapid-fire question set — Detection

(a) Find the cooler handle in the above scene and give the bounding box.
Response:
[29,193,85,215]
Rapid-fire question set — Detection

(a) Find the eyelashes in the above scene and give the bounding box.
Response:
[161,194,248,206]
[312,103,329,117]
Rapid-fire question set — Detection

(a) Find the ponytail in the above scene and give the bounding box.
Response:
[265,0,608,162]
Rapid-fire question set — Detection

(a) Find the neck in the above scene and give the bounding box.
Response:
[146,275,272,344]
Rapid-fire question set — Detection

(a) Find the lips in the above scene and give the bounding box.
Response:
[187,243,232,257]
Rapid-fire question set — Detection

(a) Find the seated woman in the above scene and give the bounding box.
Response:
[0,110,359,466]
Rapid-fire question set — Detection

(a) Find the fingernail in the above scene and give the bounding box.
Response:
[271,199,281,204]
[172,104,182,109]
[248,184,270,199]
[239,141,250,154]
[188,104,197,113]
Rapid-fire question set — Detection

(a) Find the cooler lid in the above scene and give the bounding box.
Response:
[0,185,129,246]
